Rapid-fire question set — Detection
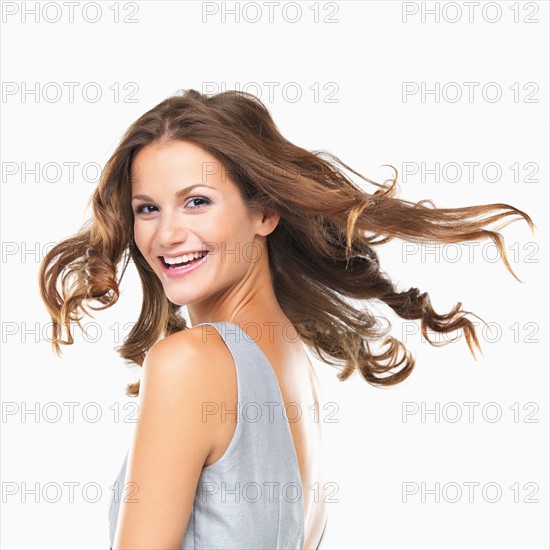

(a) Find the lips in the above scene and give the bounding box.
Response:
[157,251,209,279]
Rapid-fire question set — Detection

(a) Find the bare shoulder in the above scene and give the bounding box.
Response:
[142,325,235,393]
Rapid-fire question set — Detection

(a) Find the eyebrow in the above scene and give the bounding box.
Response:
[131,184,217,202]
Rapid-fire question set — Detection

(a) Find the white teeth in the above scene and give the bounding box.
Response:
[163,251,207,265]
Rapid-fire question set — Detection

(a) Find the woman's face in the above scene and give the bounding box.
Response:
[131,139,277,308]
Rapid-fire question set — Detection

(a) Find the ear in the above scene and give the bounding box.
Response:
[255,208,281,237]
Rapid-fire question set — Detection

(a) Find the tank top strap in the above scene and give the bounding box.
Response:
[194,321,287,411]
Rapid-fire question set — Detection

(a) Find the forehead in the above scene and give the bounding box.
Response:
[131,140,228,188]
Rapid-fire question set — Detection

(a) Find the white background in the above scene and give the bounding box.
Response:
[1,1,548,549]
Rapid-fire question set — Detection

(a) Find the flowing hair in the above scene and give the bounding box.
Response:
[38,89,536,396]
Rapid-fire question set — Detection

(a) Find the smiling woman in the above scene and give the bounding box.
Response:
[128,139,274,308]
[37,88,534,549]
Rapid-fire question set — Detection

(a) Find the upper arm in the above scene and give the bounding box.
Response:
[112,331,216,549]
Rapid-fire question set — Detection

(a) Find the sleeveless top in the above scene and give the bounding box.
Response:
[108,321,328,549]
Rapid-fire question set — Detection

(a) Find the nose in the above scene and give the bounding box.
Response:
[156,211,189,250]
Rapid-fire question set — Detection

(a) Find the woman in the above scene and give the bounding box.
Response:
[38,89,534,549]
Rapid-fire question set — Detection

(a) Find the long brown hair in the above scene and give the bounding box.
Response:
[38,89,535,396]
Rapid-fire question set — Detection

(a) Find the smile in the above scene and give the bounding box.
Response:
[161,250,209,266]
[158,251,209,279]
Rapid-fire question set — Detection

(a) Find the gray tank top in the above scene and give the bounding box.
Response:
[108,321,327,549]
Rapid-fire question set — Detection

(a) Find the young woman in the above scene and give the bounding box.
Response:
[38,89,534,549]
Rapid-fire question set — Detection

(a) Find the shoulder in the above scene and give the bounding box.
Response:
[141,325,233,394]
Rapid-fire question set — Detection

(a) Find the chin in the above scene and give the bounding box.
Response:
[163,291,201,307]
[164,293,190,307]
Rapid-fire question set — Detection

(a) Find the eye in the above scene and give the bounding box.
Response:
[186,196,211,210]
[134,204,157,215]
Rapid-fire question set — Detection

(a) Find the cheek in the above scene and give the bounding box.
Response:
[228,222,257,265]
[133,222,150,254]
